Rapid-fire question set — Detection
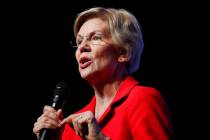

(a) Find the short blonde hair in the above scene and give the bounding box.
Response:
[74,7,144,74]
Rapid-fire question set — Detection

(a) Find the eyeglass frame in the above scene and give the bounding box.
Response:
[70,31,109,48]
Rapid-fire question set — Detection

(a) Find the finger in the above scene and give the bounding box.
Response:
[38,111,60,124]
[76,115,87,136]
[59,114,75,126]
[33,120,58,134]
[63,114,84,136]
[72,117,81,136]
[37,114,61,129]
[56,109,63,121]
[33,122,40,134]
[39,107,61,125]
[44,117,60,128]
[57,109,62,116]
[77,116,89,138]
[43,105,57,113]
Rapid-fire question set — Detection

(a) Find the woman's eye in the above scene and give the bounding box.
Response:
[76,39,82,45]
[92,35,102,40]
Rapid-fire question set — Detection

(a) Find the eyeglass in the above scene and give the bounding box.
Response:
[70,31,107,48]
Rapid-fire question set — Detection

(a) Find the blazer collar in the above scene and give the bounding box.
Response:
[80,76,139,113]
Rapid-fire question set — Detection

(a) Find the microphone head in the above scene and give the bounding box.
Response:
[54,80,68,96]
[52,80,68,109]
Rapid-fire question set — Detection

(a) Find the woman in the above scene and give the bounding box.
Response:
[33,7,173,140]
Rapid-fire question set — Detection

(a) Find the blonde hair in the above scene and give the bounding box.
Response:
[74,7,144,74]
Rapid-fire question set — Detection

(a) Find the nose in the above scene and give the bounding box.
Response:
[77,39,91,53]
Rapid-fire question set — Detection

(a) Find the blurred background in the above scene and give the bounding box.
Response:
[2,0,207,140]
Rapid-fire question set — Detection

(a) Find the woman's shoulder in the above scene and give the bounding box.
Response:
[127,85,165,105]
[120,76,165,104]
[126,85,170,117]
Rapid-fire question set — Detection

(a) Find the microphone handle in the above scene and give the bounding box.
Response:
[39,96,64,140]
[39,129,47,140]
[39,81,67,140]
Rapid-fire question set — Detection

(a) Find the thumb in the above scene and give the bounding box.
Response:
[57,109,63,120]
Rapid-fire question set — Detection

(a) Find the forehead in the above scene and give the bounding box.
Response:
[77,18,107,35]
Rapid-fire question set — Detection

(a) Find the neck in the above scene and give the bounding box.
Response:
[93,75,128,112]
[91,67,128,119]
[93,77,125,120]
[94,79,121,101]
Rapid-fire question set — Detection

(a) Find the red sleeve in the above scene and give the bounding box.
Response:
[128,87,173,140]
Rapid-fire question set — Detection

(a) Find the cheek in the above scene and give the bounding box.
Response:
[101,49,117,62]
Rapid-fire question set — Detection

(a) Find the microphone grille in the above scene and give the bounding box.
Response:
[54,80,68,96]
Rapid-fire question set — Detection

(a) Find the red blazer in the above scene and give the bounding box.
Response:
[62,76,173,140]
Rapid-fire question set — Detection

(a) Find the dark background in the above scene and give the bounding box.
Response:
[2,0,207,140]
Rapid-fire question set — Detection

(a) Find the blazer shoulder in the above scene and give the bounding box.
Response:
[127,85,163,104]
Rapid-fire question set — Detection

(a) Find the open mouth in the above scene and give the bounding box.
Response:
[79,57,92,69]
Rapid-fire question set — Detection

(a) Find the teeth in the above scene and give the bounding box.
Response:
[83,61,87,64]
[81,60,87,64]
[80,58,90,64]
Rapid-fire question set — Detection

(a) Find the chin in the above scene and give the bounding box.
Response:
[79,70,91,79]
[79,71,96,83]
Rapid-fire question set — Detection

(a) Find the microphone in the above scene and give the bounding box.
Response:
[40,81,68,140]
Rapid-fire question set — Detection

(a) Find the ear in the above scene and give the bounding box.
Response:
[118,54,129,63]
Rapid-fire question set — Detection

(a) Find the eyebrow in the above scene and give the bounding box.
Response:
[77,30,105,38]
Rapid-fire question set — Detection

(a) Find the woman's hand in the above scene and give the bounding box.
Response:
[60,111,110,140]
[33,105,63,139]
